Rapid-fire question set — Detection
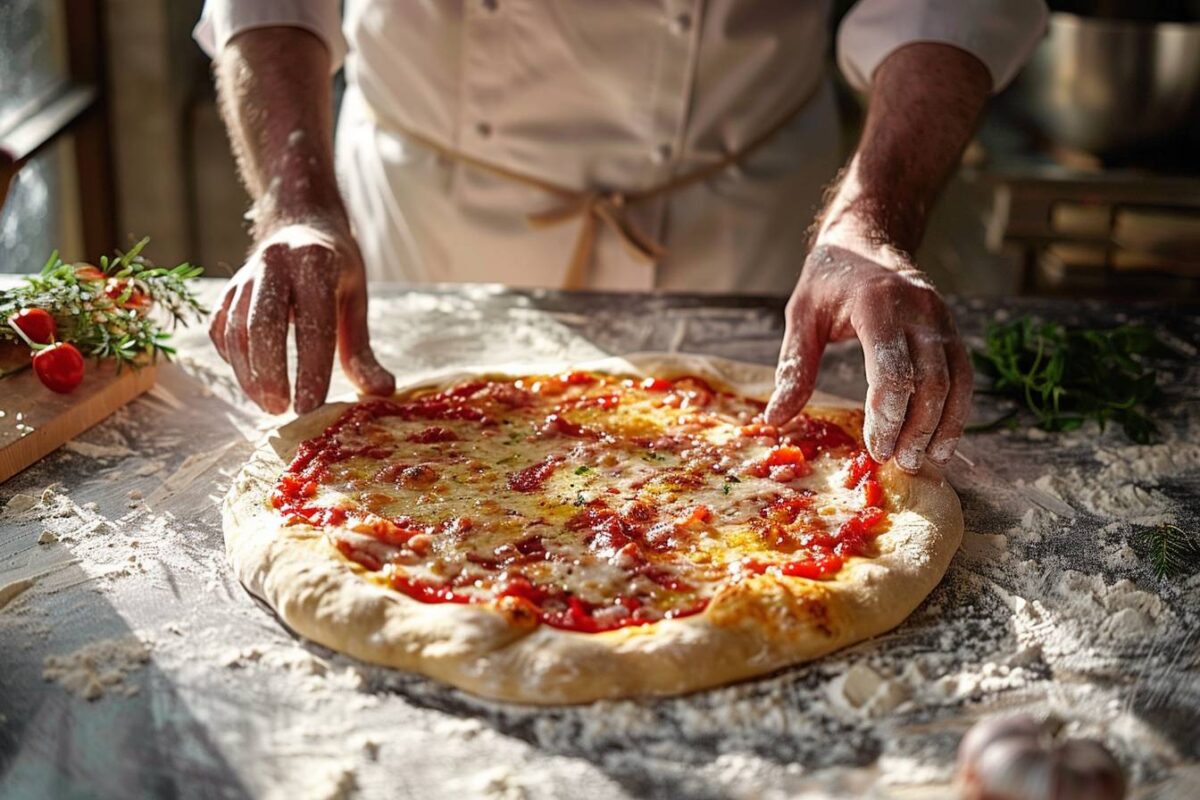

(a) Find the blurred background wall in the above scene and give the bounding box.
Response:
[2,0,1198,297]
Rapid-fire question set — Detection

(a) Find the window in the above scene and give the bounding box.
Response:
[0,0,114,273]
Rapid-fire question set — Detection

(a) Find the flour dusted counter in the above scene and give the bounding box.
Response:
[1,282,1197,799]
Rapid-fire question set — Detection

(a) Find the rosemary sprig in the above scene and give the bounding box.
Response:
[1132,524,1200,580]
[0,238,206,369]
[969,318,1173,444]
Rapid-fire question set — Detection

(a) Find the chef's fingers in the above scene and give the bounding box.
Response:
[860,324,915,463]
[246,260,292,414]
[892,328,950,473]
[224,279,261,407]
[209,283,237,362]
[337,282,395,398]
[291,248,338,414]
[928,337,973,465]
[765,308,827,427]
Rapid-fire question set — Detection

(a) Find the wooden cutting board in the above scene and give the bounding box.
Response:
[0,360,157,484]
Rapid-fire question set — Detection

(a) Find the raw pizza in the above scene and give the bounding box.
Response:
[224,354,962,703]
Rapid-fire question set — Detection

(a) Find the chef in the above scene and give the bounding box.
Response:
[195,0,1046,472]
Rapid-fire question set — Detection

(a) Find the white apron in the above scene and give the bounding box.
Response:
[195,0,1048,292]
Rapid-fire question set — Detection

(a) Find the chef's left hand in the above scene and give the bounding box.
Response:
[764,241,972,472]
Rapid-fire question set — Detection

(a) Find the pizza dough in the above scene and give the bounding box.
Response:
[223,353,962,704]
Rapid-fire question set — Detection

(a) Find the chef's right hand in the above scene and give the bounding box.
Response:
[209,223,395,414]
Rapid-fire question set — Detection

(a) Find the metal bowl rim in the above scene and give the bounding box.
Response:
[1048,11,1200,35]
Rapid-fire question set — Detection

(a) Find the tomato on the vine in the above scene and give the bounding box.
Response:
[8,308,57,344]
[73,264,106,282]
[33,342,85,393]
[103,278,151,311]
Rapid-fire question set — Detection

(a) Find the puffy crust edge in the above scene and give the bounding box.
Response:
[223,353,963,704]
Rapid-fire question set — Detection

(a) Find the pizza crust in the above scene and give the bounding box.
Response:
[224,353,963,704]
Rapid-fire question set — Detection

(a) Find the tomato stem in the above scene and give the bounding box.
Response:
[5,316,50,350]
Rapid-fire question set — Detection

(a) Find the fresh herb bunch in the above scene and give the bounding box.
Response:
[0,237,206,367]
[971,318,1172,444]
[1132,523,1200,581]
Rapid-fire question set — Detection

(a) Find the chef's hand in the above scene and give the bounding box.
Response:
[209,29,392,414]
[209,223,395,414]
[764,242,972,472]
[764,42,990,471]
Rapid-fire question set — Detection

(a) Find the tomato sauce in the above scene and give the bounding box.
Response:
[406,426,459,443]
[506,455,562,492]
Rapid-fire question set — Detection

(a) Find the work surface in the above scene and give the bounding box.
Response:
[1,282,1198,799]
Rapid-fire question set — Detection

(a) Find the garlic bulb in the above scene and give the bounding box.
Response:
[957,714,1125,800]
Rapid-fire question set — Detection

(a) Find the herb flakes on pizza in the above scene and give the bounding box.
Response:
[225,354,962,704]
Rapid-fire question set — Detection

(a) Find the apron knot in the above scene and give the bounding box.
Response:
[528,190,666,289]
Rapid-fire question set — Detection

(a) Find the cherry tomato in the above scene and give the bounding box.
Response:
[32,342,85,393]
[73,264,106,282]
[104,278,151,310]
[8,308,57,344]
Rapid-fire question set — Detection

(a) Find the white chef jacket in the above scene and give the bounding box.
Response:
[195,0,1046,294]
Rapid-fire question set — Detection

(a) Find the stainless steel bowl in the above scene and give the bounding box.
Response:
[1010,11,1200,154]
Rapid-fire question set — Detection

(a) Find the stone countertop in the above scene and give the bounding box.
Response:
[0,281,1197,799]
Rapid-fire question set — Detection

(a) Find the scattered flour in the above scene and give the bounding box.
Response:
[276,764,358,800]
[0,485,219,591]
[42,636,151,700]
[3,493,38,515]
[1025,441,1200,526]
[1001,571,1170,671]
[258,758,359,800]
[64,440,136,459]
[472,766,529,800]
[828,663,910,717]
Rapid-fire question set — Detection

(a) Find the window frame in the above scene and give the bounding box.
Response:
[0,0,115,256]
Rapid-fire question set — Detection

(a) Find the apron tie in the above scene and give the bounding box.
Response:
[527,191,667,289]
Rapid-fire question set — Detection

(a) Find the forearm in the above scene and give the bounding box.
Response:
[215,27,346,239]
[817,42,991,260]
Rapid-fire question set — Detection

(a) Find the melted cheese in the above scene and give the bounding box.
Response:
[280,373,882,628]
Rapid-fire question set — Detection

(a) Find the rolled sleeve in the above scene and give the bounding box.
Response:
[837,0,1048,93]
[193,0,346,71]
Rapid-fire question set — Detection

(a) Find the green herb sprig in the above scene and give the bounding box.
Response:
[0,238,206,368]
[970,318,1172,444]
[1132,524,1200,580]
